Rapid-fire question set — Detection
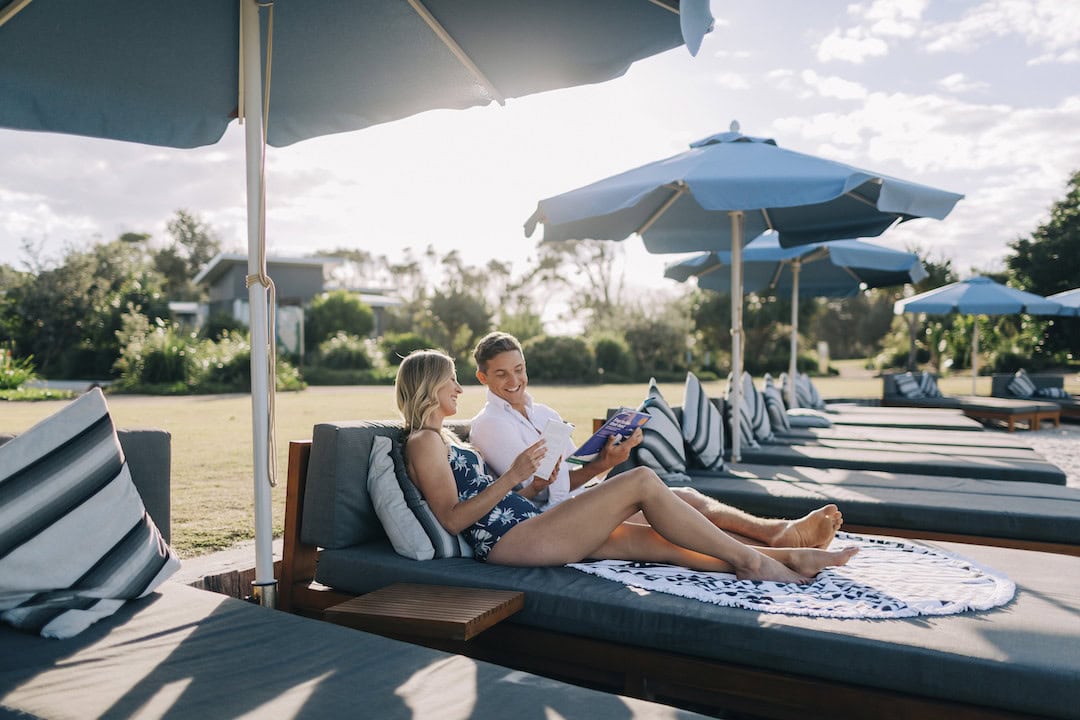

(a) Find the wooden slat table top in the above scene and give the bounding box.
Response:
[325,583,524,641]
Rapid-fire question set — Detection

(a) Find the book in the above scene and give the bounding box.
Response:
[566,408,650,465]
[535,417,574,480]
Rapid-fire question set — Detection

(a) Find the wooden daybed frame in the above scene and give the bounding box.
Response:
[277,438,1055,720]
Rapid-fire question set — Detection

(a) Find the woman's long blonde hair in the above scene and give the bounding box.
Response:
[395,349,460,444]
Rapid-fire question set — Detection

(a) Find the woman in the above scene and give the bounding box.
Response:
[397,350,857,583]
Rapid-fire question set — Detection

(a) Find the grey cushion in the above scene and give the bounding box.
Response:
[762,374,791,433]
[1036,386,1069,399]
[367,436,434,560]
[1009,369,1037,398]
[681,371,724,470]
[786,408,834,428]
[315,538,1080,720]
[725,372,760,449]
[918,372,943,398]
[894,372,922,398]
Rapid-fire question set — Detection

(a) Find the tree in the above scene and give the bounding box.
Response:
[1006,170,1080,358]
[304,290,375,352]
[154,210,221,300]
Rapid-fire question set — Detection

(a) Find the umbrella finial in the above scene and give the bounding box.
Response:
[730,119,740,133]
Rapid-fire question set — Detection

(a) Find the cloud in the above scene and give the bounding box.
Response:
[923,0,1080,61]
[800,70,869,100]
[937,73,990,93]
[713,72,750,90]
[816,28,890,63]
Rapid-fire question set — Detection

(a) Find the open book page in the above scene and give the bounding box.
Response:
[567,408,650,465]
[535,417,574,480]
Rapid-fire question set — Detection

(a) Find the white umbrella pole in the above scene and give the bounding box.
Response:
[787,258,800,409]
[729,211,744,463]
[241,0,276,609]
[971,317,979,396]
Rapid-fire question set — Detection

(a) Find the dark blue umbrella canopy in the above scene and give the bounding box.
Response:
[0,0,712,148]
[526,129,964,251]
[665,233,927,298]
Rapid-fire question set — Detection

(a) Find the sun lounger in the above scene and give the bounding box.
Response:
[821,405,986,431]
[774,424,1033,449]
[279,422,1080,720]
[992,372,1080,419]
[882,372,1061,430]
[0,428,703,720]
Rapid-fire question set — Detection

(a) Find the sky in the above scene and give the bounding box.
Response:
[1,0,1078,303]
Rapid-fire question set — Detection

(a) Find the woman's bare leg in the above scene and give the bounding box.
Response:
[488,467,855,582]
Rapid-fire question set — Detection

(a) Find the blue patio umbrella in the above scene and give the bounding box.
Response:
[526,125,962,460]
[895,276,1062,394]
[667,232,927,407]
[1047,288,1080,317]
[0,0,713,606]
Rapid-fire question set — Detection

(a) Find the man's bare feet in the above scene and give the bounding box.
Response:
[772,504,844,549]
[734,551,813,585]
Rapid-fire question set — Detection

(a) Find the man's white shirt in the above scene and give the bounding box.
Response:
[469,388,578,509]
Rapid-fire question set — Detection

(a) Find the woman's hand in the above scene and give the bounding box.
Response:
[507,438,546,485]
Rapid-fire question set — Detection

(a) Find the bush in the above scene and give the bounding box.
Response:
[521,335,595,383]
[302,366,397,386]
[380,332,435,366]
[202,312,247,341]
[0,346,36,390]
[305,290,374,352]
[316,332,372,370]
[591,334,636,381]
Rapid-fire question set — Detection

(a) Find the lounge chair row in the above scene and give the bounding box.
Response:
[277,419,1080,719]
[881,372,1061,430]
[0,429,708,720]
[991,371,1080,419]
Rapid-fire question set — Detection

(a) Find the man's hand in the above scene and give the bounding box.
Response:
[516,457,559,500]
[598,427,643,467]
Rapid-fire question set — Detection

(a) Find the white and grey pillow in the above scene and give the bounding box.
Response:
[762,374,791,433]
[391,435,472,559]
[633,379,687,474]
[918,372,943,398]
[725,372,762,449]
[1036,386,1069,399]
[893,372,922,398]
[787,408,834,428]
[681,371,724,471]
[0,388,179,639]
[1009,369,1037,398]
[744,372,774,444]
[368,436,435,560]
[800,373,826,410]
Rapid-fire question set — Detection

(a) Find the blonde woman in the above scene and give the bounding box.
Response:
[397,350,856,583]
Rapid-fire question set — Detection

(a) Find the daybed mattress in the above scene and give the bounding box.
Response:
[0,582,705,720]
[762,435,1045,459]
[775,425,1032,448]
[732,442,1067,484]
[822,408,984,431]
[315,539,1080,719]
[671,465,1080,545]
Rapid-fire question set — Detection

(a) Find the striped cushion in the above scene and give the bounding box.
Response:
[1036,386,1068,399]
[762,374,791,433]
[632,379,687,474]
[894,372,922,398]
[368,436,434,560]
[0,388,179,639]
[918,372,943,398]
[725,373,761,449]
[802,373,826,410]
[1009,369,1037,398]
[393,437,472,558]
[743,372,774,444]
[681,372,724,470]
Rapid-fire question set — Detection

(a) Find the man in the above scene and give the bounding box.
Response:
[468,331,843,549]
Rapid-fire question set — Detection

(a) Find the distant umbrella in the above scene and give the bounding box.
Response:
[895,276,1062,394]
[668,233,927,407]
[1047,288,1080,317]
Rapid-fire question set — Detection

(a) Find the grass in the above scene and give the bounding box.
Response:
[2,363,1050,558]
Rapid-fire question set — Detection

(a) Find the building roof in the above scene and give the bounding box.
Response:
[193,253,340,286]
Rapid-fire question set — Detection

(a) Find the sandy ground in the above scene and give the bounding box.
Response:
[1021,421,1080,489]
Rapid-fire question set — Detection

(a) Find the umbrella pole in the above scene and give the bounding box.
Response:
[788,258,800,408]
[971,317,979,396]
[730,211,744,463]
[241,0,277,609]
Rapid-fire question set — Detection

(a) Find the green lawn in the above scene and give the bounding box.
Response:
[0,368,1032,558]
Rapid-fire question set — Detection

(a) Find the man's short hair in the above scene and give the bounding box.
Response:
[473,331,524,372]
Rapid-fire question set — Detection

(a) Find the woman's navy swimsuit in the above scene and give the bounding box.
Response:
[449,443,540,560]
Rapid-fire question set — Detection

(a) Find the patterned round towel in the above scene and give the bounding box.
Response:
[568,533,1016,619]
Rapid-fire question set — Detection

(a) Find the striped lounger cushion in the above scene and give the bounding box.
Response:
[0,388,179,638]
[681,371,724,470]
[1009,369,1038,398]
[762,374,791,433]
[726,372,762,449]
[918,372,944,398]
[894,371,923,398]
[633,379,687,474]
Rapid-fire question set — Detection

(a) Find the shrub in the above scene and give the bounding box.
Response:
[305,290,374,351]
[380,332,435,366]
[202,311,247,341]
[591,334,636,381]
[0,346,36,390]
[317,332,372,370]
[521,335,595,383]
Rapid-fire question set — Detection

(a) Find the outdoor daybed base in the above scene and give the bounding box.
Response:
[881,373,1062,431]
[278,425,1080,720]
[0,429,707,720]
[991,373,1080,419]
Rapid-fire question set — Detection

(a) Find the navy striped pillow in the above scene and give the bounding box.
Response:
[725,372,761,449]
[681,371,723,470]
[743,372,774,444]
[0,389,179,639]
[633,380,687,474]
[1008,369,1037,398]
[391,433,472,558]
[762,374,791,433]
[894,372,922,398]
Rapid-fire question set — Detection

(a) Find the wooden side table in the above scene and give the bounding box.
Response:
[325,583,524,642]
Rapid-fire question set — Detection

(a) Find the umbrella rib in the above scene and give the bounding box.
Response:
[646,0,680,13]
[407,0,506,105]
[0,0,33,28]
[637,182,688,236]
[759,208,775,231]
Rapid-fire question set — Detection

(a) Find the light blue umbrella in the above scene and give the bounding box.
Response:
[1047,288,1080,317]
[667,233,927,406]
[527,125,962,460]
[0,0,713,606]
[895,276,1062,394]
